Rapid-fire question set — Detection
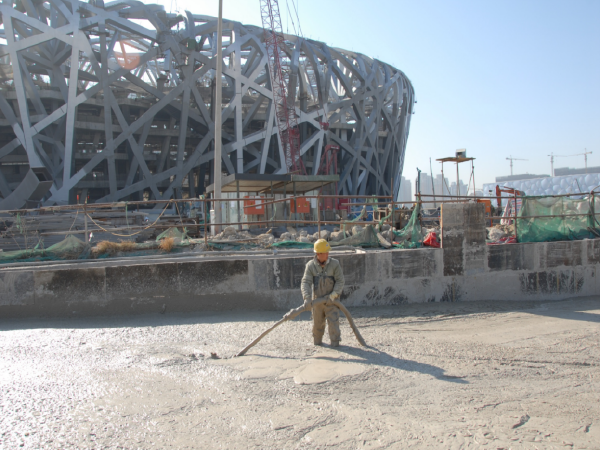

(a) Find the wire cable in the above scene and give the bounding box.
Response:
[85,201,172,238]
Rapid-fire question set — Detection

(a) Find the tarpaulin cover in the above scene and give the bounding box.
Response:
[517,195,600,243]
[392,203,423,249]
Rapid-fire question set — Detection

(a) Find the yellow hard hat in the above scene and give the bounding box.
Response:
[314,239,331,253]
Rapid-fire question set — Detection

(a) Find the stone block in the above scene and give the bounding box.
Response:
[587,239,600,264]
[0,270,35,306]
[34,267,106,306]
[441,204,465,227]
[488,243,535,272]
[443,248,464,276]
[441,232,464,249]
[178,260,249,294]
[391,248,439,279]
[105,263,179,301]
[264,257,311,290]
[464,245,486,275]
[540,241,583,268]
[336,253,366,285]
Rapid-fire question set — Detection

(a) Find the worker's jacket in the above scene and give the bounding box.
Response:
[301,257,345,301]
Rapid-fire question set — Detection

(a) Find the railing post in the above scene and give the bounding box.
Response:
[317,194,321,236]
[83,204,88,242]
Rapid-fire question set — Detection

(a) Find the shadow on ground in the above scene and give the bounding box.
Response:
[1,296,598,331]
[247,344,469,384]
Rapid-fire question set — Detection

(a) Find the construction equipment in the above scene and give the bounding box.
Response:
[551,149,593,174]
[576,149,593,172]
[260,0,306,175]
[495,185,524,209]
[506,156,528,176]
[236,295,366,357]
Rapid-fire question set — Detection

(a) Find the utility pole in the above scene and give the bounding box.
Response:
[212,0,223,234]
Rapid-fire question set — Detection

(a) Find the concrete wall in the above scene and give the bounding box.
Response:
[1,203,599,318]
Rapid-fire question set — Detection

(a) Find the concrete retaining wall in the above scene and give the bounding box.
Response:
[1,203,599,318]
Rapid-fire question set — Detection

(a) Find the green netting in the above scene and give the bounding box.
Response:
[331,224,381,248]
[207,241,261,251]
[156,227,188,241]
[0,235,89,264]
[270,241,313,249]
[517,196,600,243]
[392,203,423,249]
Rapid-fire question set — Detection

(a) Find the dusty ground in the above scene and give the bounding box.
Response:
[1,297,599,449]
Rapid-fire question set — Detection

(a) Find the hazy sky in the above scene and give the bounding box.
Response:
[148,0,599,188]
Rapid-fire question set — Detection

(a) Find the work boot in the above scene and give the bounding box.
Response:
[330,340,340,348]
[314,337,322,346]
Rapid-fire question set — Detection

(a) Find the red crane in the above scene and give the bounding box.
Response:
[260,0,306,175]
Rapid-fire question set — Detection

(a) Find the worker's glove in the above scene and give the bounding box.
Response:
[302,297,312,309]
[327,293,339,306]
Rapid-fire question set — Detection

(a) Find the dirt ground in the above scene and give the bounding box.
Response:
[1,297,599,449]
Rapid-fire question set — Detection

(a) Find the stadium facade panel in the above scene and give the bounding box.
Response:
[0,0,415,206]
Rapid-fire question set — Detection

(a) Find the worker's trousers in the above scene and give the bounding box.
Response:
[312,302,341,343]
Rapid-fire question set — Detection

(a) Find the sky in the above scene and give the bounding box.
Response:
[148,0,599,190]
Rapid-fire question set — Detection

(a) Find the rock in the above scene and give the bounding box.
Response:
[488,227,508,242]
[333,227,340,232]
[318,229,330,240]
[330,231,345,242]
[381,224,391,232]
[351,225,364,236]
[383,229,394,242]
[298,236,311,243]
[299,230,308,237]
[280,232,293,241]
[223,226,236,236]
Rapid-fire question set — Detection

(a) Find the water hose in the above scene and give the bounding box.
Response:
[236,296,366,357]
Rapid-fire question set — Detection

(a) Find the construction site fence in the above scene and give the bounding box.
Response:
[0,195,405,247]
[3,190,599,249]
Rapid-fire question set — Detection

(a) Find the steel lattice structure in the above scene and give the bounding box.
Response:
[0,0,415,206]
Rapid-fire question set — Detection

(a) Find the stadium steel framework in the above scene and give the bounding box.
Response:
[0,0,415,207]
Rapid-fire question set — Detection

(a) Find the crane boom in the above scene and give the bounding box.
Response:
[260,0,306,174]
[506,155,528,176]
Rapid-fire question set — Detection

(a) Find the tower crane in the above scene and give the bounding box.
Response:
[506,155,528,176]
[572,149,593,172]
[259,0,306,175]
[550,149,593,175]
[548,152,568,176]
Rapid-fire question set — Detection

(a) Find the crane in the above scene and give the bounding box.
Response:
[506,155,528,176]
[548,152,569,176]
[550,149,593,175]
[572,149,593,172]
[259,0,306,175]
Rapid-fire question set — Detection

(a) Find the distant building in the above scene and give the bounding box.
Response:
[483,173,600,198]
[554,166,600,176]
[397,176,412,205]
[413,173,468,207]
[495,174,549,183]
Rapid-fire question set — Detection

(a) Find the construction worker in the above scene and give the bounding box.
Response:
[301,239,345,347]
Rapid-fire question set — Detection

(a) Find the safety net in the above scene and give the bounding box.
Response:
[517,195,600,243]
[0,235,89,264]
[156,227,188,241]
[270,241,313,249]
[392,203,423,249]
